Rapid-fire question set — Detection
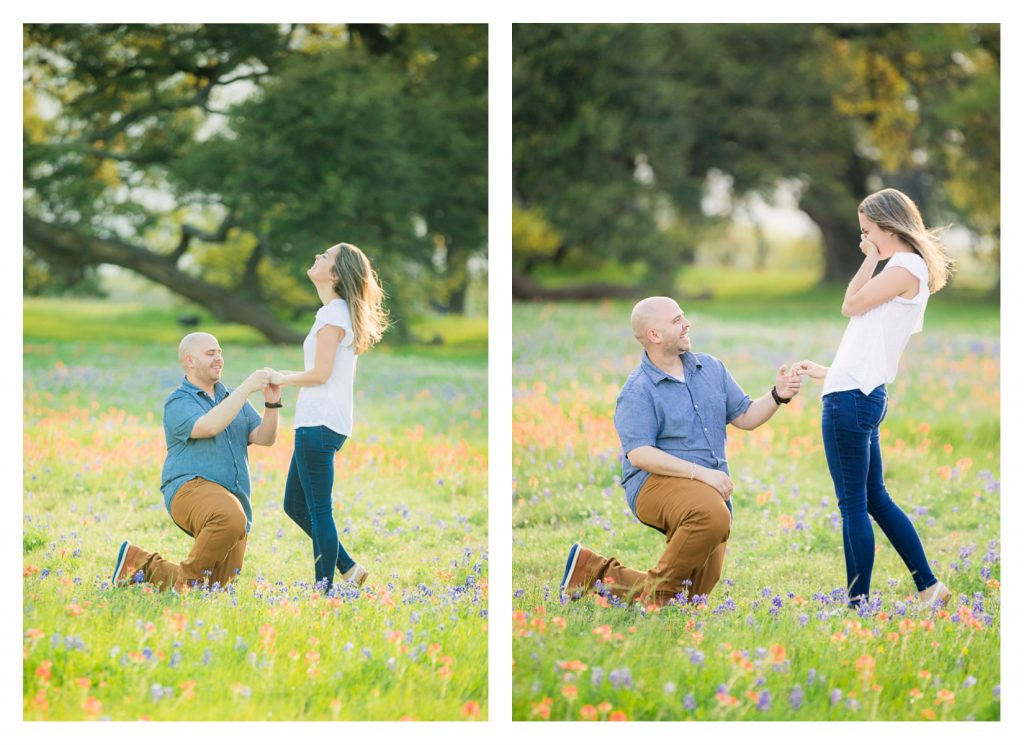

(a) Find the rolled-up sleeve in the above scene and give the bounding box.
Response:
[164,393,204,444]
[723,364,753,423]
[614,388,659,456]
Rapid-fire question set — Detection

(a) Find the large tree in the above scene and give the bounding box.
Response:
[512,23,999,293]
[23,23,488,342]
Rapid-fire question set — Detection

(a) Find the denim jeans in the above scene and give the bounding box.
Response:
[821,386,938,603]
[283,426,355,591]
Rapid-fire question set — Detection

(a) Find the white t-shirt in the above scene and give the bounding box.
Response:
[293,299,357,436]
[822,252,930,397]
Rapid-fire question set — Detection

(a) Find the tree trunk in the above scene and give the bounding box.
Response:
[23,213,304,345]
[802,202,864,283]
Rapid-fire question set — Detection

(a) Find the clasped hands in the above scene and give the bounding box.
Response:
[775,358,832,400]
[242,367,286,403]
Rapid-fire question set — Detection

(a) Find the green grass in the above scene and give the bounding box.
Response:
[512,299,999,721]
[23,297,488,359]
[23,300,487,721]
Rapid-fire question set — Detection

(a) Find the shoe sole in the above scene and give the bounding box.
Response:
[112,540,130,585]
[560,543,581,594]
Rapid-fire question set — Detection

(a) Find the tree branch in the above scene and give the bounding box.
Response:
[169,212,235,265]
[240,236,266,297]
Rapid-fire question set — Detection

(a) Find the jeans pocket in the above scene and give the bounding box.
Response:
[318,426,347,453]
[854,392,886,430]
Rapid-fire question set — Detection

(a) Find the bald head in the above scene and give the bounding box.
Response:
[631,297,678,342]
[178,332,218,365]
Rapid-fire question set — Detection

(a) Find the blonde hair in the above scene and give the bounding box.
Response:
[858,188,955,293]
[329,243,390,354]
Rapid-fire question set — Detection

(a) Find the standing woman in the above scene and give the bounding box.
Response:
[272,242,389,593]
[796,188,955,608]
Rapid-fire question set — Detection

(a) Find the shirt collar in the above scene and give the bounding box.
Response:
[640,350,701,384]
[180,376,226,401]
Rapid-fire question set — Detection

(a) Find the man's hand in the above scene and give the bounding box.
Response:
[774,364,802,401]
[262,367,282,404]
[697,466,734,501]
[241,369,271,395]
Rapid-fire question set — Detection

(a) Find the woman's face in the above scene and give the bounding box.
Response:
[858,214,898,259]
[308,244,341,283]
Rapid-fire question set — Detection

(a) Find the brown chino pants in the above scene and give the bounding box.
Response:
[129,477,248,591]
[580,474,731,606]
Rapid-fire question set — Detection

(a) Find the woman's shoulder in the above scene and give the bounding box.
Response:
[316,298,352,321]
[889,251,927,270]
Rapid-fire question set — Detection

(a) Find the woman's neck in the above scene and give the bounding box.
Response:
[314,282,341,306]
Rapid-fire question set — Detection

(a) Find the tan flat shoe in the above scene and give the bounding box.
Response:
[919,581,951,607]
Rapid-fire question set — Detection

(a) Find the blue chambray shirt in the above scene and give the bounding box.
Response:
[160,377,263,533]
[614,351,752,515]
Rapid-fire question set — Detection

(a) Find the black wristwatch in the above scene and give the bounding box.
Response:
[265,401,283,409]
[770,386,791,405]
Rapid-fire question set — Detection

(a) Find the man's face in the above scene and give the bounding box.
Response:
[657,303,691,354]
[185,336,224,385]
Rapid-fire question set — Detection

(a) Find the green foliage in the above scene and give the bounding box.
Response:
[512,24,1000,284]
[23,24,487,330]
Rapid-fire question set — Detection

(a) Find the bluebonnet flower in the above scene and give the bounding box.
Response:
[683,694,696,710]
[590,667,603,687]
[830,689,842,705]
[757,692,771,712]
[608,668,632,690]
[798,614,809,627]
[963,676,977,688]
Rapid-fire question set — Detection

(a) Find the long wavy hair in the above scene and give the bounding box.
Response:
[329,243,390,354]
[858,188,955,293]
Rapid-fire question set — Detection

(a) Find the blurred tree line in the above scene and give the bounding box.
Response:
[24,23,487,343]
[512,24,999,298]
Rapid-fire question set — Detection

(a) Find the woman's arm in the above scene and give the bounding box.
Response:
[841,241,918,317]
[273,325,345,387]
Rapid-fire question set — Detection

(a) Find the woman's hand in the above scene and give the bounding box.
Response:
[793,359,828,380]
[859,237,880,258]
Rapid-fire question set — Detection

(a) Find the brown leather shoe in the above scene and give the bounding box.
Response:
[112,541,144,586]
[560,543,595,599]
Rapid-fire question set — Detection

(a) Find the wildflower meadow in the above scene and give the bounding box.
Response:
[512,293,1000,721]
[23,300,488,721]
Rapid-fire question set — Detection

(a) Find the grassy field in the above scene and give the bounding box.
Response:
[511,292,999,721]
[22,299,487,721]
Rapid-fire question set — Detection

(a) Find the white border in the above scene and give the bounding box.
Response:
[8,3,1022,745]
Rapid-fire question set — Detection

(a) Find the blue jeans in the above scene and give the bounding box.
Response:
[283,426,355,591]
[821,386,937,604]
